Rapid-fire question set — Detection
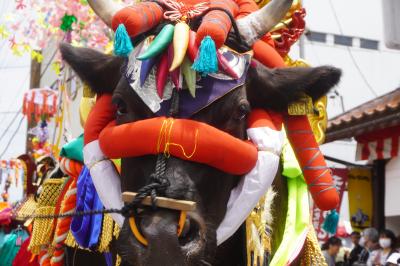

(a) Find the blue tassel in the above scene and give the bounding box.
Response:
[322,209,339,234]
[114,24,133,57]
[192,36,218,76]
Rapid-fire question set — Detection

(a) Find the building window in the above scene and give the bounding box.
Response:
[307,31,326,43]
[334,35,353,46]
[360,39,379,50]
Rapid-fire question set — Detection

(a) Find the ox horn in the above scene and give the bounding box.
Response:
[87,0,125,28]
[236,0,294,46]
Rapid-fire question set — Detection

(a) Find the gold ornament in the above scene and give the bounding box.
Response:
[284,56,328,144]
[79,84,96,127]
[246,188,276,266]
[308,96,328,144]
[98,214,116,252]
[29,178,67,254]
[300,225,328,266]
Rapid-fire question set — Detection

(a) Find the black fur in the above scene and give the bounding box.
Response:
[246,60,342,112]
[60,43,125,94]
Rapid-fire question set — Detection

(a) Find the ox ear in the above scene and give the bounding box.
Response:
[60,43,125,94]
[246,62,342,111]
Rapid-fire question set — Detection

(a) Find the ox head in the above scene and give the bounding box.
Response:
[60,1,341,265]
[61,43,340,265]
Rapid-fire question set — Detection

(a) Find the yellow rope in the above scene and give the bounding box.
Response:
[156,118,199,159]
[64,231,78,248]
[98,214,115,252]
[28,178,66,254]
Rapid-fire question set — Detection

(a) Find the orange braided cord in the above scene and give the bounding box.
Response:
[51,158,81,266]
[39,248,51,266]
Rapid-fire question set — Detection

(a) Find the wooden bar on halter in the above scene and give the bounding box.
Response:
[122,192,197,212]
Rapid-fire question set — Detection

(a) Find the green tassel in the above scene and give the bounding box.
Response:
[192,36,218,76]
[322,209,339,234]
[114,24,133,57]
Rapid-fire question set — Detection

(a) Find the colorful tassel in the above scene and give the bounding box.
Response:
[114,24,133,57]
[192,36,218,76]
[322,209,339,234]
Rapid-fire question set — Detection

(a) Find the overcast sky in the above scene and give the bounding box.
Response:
[0,1,30,160]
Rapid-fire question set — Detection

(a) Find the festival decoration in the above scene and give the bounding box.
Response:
[60,14,77,32]
[0,159,26,204]
[270,138,311,266]
[0,0,132,57]
[51,158,82,266]
[217,109,284,245]
[137,24,175,60]
[348,168,373,230]
[99,117,258,175]
[28,178,67,255]
[22,88,58,123]
[4,0,340,264]
[71,166,104,249]
[245,188,276,266]
[22,88,57,159]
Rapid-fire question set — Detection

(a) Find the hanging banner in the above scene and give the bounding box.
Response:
[312,168,348,242]
[348,167,373,230]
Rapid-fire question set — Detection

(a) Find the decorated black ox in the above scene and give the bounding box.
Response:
[59,0,341,265]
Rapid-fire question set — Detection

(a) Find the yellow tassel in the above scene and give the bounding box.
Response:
[29,207,56,254]
[28,178,66,254]
[98,214,115,252]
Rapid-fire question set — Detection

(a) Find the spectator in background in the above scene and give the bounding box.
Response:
[354,228,380,266]
[346,231,364,265]
[322,236,343,266]
[373,229,397,266]
[385,252,400,266]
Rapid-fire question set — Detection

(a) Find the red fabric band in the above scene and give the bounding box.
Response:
[98,117,258,175]
[286,115,339,210]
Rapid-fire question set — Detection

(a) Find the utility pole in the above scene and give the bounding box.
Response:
[26,50,42,157]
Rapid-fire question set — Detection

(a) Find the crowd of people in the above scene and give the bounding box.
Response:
[321,228,400,266]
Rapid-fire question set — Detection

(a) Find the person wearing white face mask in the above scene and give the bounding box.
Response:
[373,229,397,266]
[354,228,380,266]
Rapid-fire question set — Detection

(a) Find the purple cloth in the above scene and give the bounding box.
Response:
[157,53,250,118]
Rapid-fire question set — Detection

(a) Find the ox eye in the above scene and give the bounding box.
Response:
[234,102,250,121]
[113,98,128,116]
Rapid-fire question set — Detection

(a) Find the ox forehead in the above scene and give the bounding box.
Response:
[125,40,251,117]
